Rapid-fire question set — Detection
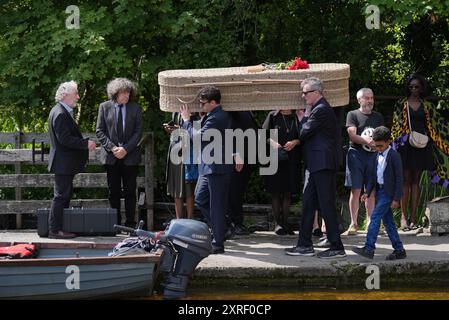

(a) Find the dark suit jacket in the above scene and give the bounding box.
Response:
[47,103,88,174]
[96,100,142,166]
[366,148,403,202]
[183,105,233,176]
[229,111,259,164]
[299,97,339,173]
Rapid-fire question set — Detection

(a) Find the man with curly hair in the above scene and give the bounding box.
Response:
[96,78,143,227]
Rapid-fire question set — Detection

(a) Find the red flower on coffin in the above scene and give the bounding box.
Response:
[288,57,310,70]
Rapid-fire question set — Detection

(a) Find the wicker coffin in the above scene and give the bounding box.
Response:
[158,63,350,112]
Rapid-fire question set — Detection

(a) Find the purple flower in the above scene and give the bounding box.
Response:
[443,180,449,189]
[431,172,440,184]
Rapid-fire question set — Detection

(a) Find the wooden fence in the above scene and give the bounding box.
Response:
[0,131,155,230]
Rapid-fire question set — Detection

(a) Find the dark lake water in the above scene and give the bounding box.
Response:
[145,287,449,300]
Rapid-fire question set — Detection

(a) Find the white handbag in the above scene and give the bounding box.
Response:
[407,102,428,148]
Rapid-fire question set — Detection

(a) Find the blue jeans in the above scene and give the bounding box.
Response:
[365,187,404,252]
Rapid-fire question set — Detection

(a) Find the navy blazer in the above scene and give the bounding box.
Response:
[366,148,403,202]
[48,103,88,174]
[183,105,233,176]
[299,98,339,173]
[96,100,142,166]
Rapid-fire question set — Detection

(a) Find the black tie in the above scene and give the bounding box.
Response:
[201,114,209,127]
[117,104,124,144]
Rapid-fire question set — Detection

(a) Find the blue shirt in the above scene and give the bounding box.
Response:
[377,146,391,185]
[114,103,126,132]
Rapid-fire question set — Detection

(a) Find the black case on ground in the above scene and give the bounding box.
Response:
[37,208,117,237]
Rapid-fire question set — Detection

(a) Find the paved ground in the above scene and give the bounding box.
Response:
[2,228,449,288]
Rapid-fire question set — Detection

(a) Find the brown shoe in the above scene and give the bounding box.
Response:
[48,230,77,239]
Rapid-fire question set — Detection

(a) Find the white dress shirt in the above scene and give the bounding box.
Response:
[377,146,391,185]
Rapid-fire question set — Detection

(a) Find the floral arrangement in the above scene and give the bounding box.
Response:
[263,57,310,70]
[285,56,310,70]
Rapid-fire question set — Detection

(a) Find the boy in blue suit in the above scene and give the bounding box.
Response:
[352,126,407,260]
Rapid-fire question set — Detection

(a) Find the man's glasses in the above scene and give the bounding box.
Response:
[199,100,208,106]
[302,90,316,96]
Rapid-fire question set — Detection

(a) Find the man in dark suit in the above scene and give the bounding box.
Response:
[285,77,346,258]
[96,78,142,227]
[226,111,259,236]
[180,86,240,254]
[48,81,96,239]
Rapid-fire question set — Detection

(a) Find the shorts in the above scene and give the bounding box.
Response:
[344,147,376,189]
[184,180,197,198]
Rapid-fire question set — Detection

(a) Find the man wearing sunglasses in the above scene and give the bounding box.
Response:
[180,86,239,254]
[285,77,346,259]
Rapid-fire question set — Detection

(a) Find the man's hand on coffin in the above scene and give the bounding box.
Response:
[180,104,190,121]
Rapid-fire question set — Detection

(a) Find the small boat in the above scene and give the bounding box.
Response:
[0,242,163,299]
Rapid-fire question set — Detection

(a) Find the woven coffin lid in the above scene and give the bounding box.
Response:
[159,63,350,112]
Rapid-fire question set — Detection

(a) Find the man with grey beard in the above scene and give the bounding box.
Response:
[48,81,96,239]
[343,88,384,235]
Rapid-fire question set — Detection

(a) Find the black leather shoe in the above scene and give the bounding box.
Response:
[211,245,225,254]
[386,249,406,260]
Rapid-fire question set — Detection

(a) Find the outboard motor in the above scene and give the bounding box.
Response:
[157,219,212,299]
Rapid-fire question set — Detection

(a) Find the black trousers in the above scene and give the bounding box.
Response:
[105,161,138,226]
[298,169,344,251]
[49,174,75,232]
[227,165,253,226]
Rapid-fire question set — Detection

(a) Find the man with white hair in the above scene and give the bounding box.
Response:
[48,81,96,239]
[344,88,384,235]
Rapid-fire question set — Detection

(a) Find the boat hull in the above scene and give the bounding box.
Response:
[0,243,163,299]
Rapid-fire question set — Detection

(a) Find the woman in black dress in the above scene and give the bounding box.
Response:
[262,109,301,235]
[391,74,434,230]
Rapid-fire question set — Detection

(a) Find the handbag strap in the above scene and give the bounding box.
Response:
[406,101,414,132]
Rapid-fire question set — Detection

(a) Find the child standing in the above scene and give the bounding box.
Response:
[352,126,407,260]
